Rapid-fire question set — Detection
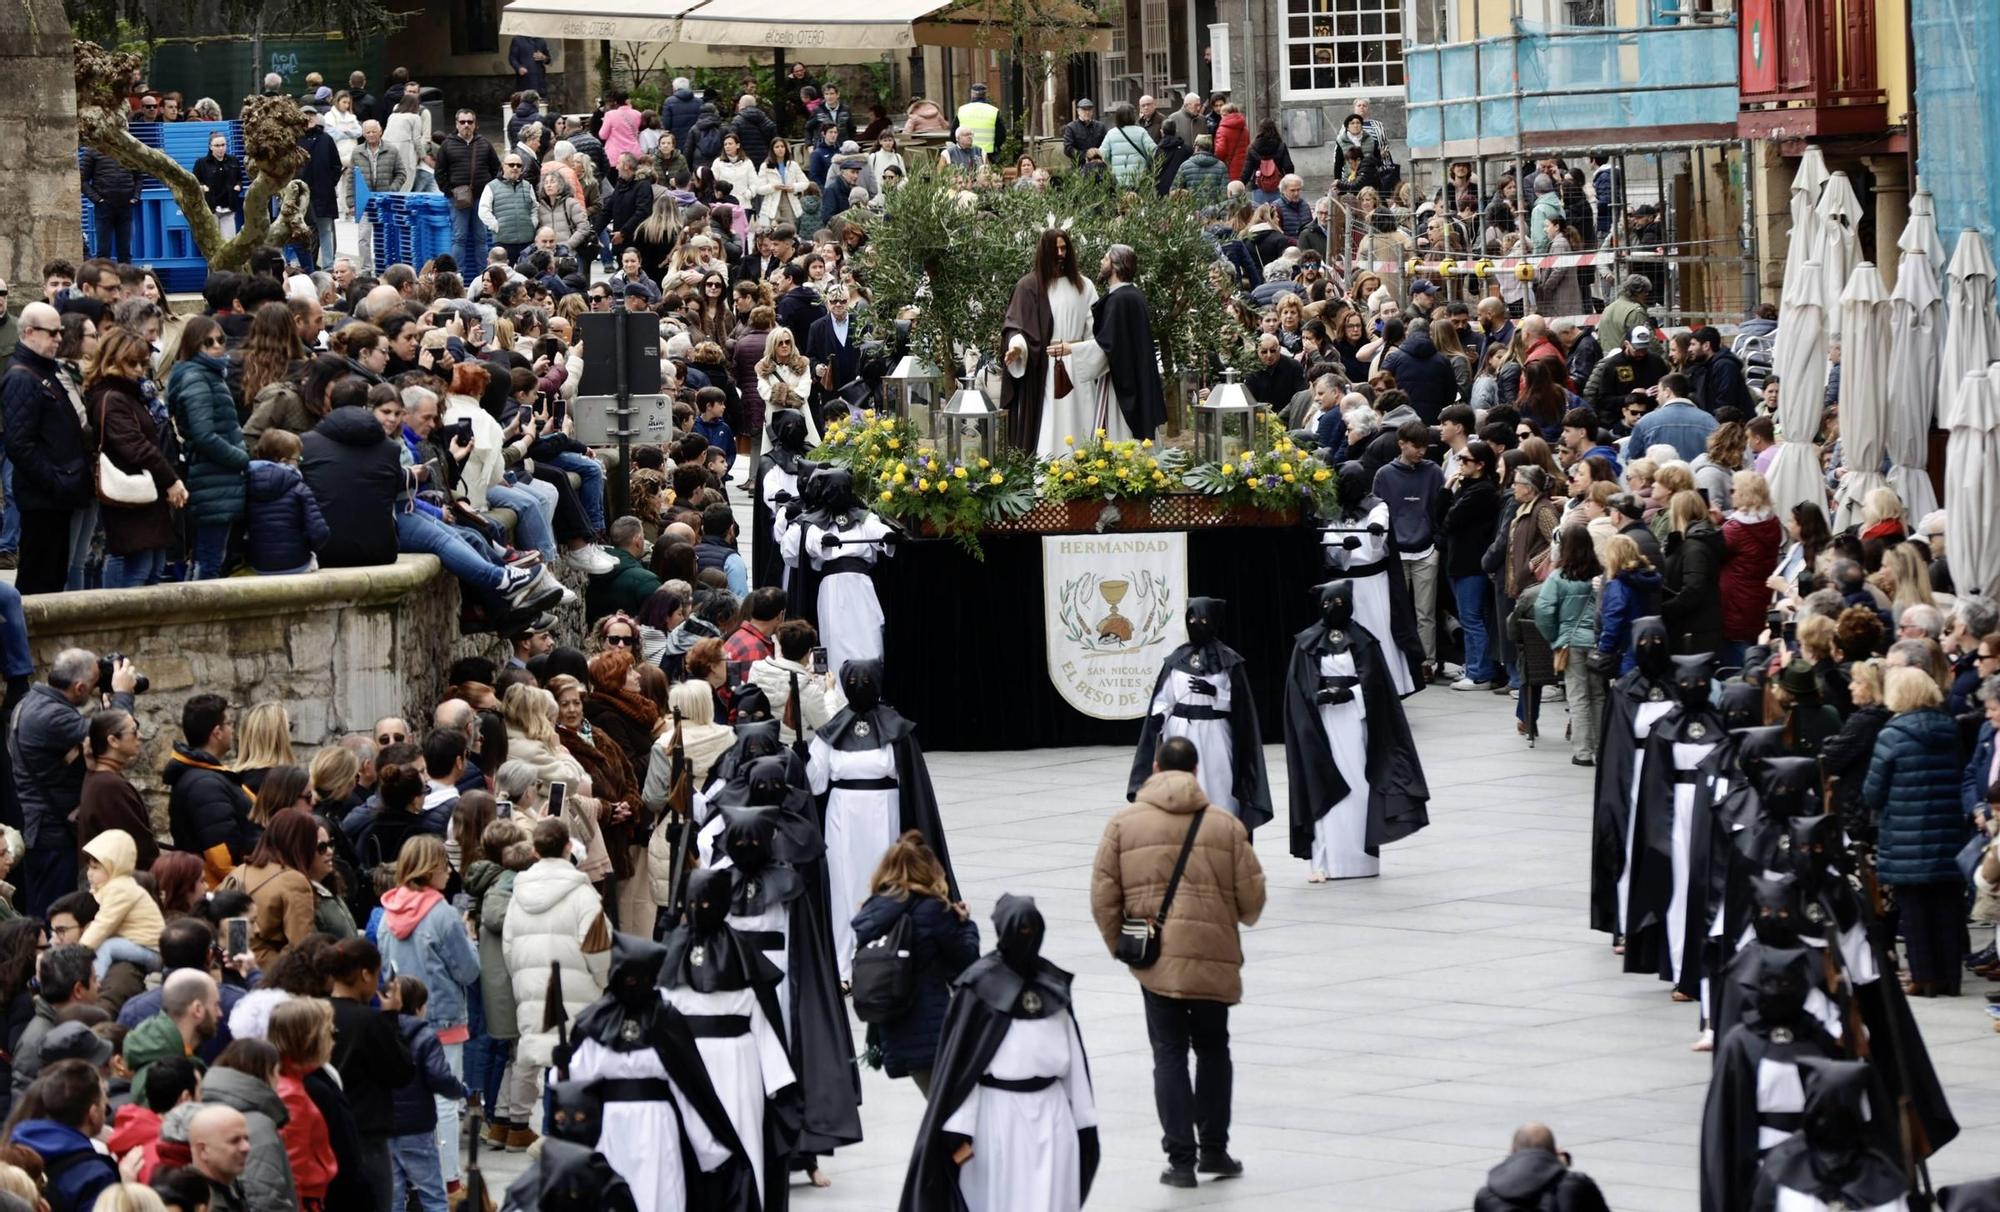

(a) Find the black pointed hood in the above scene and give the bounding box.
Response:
[955,893,1073,1018]
[570,933,669,1051]
[1748,873,1804,946]
[1336,460,1377,519]
[658,868,781,993]
[1632,617,1671,679]
[1718,682,1764,731]
[720,805,804,912]
[818,657,915,749]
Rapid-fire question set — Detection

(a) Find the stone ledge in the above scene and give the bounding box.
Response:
[22,555,445,634]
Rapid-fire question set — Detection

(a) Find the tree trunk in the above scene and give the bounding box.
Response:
[75,102,305,273]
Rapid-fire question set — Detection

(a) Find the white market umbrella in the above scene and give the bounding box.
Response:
[1832,262,1890,529]
[1944,365,2000,601]
[1938,229,2000,428]
[1902,183,1948,288]
[1767,258,1831,521]
[1886,236,1943,517]
[1815,172,1863,338]
[1773,189,1824,391]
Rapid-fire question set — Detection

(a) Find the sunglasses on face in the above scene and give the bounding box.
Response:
[203,336,226,349]
[316,841,335,853]
[606,633,637,647]
[377,731,407,744]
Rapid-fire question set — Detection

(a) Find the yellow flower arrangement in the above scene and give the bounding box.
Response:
[1182,415,1342,515]
[1040,433,1188,503]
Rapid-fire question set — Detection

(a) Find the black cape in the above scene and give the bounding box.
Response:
[1588,665,1673,934]
[725,834,864,1158]
[816,702,959,899]
[567,936,761,1210]
[1281,615,1429,862]
[1701,1015,1842,1212]
[500,1138,641,1212]
[896,955,1099,1212]
[1126,639,1273,834]
[1092,283,1167,439]
[1624,699,1724,981]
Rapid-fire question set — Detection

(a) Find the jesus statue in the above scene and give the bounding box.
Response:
[1001,227,1125,460]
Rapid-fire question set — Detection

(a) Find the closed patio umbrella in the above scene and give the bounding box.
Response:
[1814,172,1862,338]
[1832,262,1889,529]
[1938,229,1999,428]
[1886,213,1943,517]
[1767,258,1830,522]
[1944,366,2000,601]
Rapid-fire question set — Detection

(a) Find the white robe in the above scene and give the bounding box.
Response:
[1146,667,1238,817]
[942,1012,1098,1212]
[1321,502,1415,696]
[565,1037,733,1212]
[1006,276,1118,462]
[726,899,794,1038]
[1771,1189,1906,1211]
[1617,698,1676,934]
[807,737,903,981]
[1310,649,1377,879]
[1665,740,1718,983]
[784,510,892,678]
[763,464,800,590]
[659,983,795,1195]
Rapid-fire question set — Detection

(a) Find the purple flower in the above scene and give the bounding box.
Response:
[1262,475,1280,488]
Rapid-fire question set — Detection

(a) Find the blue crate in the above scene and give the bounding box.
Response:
[148,260,209,293]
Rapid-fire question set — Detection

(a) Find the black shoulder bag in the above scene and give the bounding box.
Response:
[851,901,919,1024]
[1116,809,1206,969]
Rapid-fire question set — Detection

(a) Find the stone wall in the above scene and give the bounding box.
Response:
[20,556,511,805]
[0,0,84,301]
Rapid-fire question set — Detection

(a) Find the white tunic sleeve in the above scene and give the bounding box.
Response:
[806,735,832,795]
[673,1076,735,1171]
[941,1083,980,1138]
[750,999,797,1096]
[1063,1012,1097,1130]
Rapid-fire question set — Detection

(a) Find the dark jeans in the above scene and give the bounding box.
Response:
[1897,880,1966,993]
[356,1132,394,1212]
[94,203,135,263]
[1142,989,1231,1167]
[21,842,77,920]
[14,510,73,596]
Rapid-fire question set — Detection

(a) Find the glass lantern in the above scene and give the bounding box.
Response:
[881,355,944,437]
[940,381,1001,466]
[1194,369,1267,465]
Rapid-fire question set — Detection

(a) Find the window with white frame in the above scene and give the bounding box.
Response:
[1281,0,1404,99]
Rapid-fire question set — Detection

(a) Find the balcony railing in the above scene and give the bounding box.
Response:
[1405,22,1740,157]
[1737,0,1888,138]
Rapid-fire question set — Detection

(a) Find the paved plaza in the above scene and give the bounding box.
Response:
[477,673,2000,1210]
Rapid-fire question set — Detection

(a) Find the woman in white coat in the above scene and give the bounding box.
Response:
[501,813,613,1073]
[709,132,760,219]
[754,136,808,231]
[755,326,819,443]
[383,92,431,191]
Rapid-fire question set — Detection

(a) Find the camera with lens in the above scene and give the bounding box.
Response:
[98,652,149,695]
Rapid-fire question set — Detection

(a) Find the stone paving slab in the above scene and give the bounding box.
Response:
[475,674,2000,1208]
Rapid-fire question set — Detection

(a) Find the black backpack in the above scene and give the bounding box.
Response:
[850,904,918,1024]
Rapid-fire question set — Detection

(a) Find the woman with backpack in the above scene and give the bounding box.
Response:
[849,830,979,1097]
[1240,117,1295,205]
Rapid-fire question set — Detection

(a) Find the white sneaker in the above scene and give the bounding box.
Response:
[535,568,578,607]
[1451,677,1491,691]
[562,545,618,575]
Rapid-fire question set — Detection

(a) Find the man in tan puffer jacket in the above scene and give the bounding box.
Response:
[1091,735,1265,1188]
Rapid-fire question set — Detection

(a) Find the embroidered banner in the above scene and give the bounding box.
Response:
[1042,533,1188,719]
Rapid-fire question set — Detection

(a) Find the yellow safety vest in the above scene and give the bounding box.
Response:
[958,101,999,153]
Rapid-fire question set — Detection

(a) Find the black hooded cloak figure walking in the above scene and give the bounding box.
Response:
[1319,461,1424,696]
[1590,617,1678,941]
[779,460,830,626]
[719,807,863,1171]
[899,894,1100,1212]
[563,933,754,1212]
[499,1081,642,1212]
[1281,579,1429,880]
[782,465,898,677]
[657,868,802,1212]
[1750,1057,1911,1212]
[1625,653,1725,989]
[1127,598,1273,833]
[1701,946,1842,1212]
[808,658,957,981]
[755,408,814,590]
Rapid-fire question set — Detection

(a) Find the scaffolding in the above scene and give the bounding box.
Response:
[1390,11,1758,330]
